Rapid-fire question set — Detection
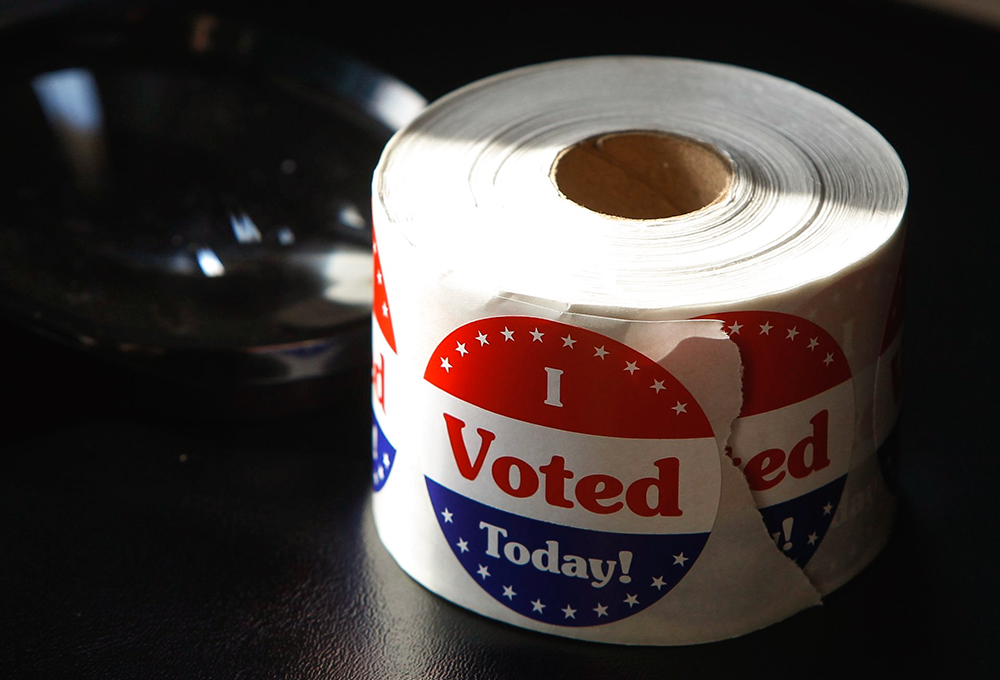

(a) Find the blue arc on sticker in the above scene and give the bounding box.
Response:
[758,475,847,567]
[371,410,396,491]
[426,478,709,627]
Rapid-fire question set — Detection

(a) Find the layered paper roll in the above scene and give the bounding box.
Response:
[369,56,907,645]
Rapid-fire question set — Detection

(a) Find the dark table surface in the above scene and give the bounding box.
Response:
[3,1,999,677]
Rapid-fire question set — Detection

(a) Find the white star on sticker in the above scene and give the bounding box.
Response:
[594,346,609,359]
[823,353,834,366]
[823,502,834,515]
[786,327,799,340]
[650,379,666,393]
[381,302,389,317]
[476,332,489,346]
[456,538,469,553]
[441,508,453,523]
[376,271,382,284]
[501,327,514,341]
[382,452,390,467]
[440,357,452,373]
[531,599,546,613]
[728,321,743,334]
[623,594,639,608]
[561,335,577,348]
[624,361,640,374]
[759,322,773,335]
[476,564,490,579]
[673,553,689,566]
[593,603,608,617]
[502,585,516,600]
[455,342,468,356]
[530,328,544,342]
[672,401,687,415]
[562,605,576,619]
[808,337,819,351]
[807,533,819,546]
[651,576,666,590]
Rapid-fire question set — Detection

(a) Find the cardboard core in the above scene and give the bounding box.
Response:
[551,131,733,219]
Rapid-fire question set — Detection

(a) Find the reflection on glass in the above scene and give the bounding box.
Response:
[276,227,296,245]
[230,210,263,244]
[31,68,107,193]
[322,247,373,306]
[1,11,426,389]
[189,15,218,53]
[369,79,426,131]
[32,67,103,131]
[196,248,225,277]
[338,204,366,231]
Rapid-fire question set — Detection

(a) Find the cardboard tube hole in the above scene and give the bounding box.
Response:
[551,131,733,219]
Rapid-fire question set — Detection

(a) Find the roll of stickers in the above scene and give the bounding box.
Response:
[370,56,907,645]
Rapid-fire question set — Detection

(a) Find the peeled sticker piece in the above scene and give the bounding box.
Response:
[705,311,854,567]
[419,316,721,625]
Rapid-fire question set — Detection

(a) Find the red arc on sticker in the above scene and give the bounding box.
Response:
[424,316,713,439]
[373,227,397,352]
[700,311,852,417]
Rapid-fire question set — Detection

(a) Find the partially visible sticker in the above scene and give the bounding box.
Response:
[372,410,397,492]
[373,227,397,352]
[702,311,855,566]
[755,475,847,567]
[371,291,399,492]
[419,316,721,624]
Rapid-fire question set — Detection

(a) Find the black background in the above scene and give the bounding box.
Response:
[2,1,999,677]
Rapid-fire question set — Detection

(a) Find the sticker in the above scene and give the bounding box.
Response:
[703,311,854,567]
[419,316,720,625]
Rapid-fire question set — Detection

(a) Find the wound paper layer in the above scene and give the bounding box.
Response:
[369,56,907,645]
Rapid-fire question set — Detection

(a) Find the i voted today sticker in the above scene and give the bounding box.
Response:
[417,316,722,626]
